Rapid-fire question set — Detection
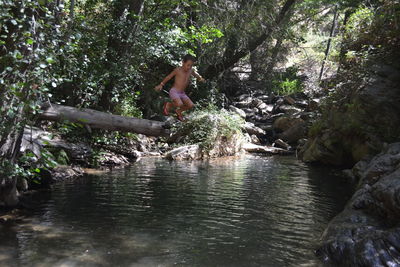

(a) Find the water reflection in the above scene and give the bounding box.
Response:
[0,155,353,267]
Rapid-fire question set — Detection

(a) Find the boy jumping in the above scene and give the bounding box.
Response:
[155,54,205,121]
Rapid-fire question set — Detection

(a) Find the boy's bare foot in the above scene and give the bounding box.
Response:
[163,102,169,116]
[175,109,184,121]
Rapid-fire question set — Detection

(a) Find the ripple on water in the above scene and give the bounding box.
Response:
[1,155,353,267]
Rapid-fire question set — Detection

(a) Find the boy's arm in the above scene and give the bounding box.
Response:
[155,68,177,91]
[192,70,205,82]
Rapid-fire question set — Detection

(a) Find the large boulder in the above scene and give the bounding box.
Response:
[300,64,400,166]
[300,130,347,166]
[278,119,306,144]
[273,116,304,132]
[317,143,400,266]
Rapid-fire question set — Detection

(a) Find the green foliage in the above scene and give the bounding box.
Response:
[89,148,107,168]
[172,107,244,151]
[16,147,66,185]
[271,67,304,95]
[341,1,400,66]
[114,92,143,118]
[0,0,73,177]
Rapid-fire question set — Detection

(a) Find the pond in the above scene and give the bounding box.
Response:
[0,155,353,267]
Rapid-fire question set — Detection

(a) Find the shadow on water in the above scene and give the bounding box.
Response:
[0,155,354,267]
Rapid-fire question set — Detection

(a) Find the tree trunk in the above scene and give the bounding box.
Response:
[70,0,75,18]
[0,108,25,208]
[265,36,284,79]
[319,6,338,81]
[337,9,353,73]
[39,103,169,137]
[203,0,297,79]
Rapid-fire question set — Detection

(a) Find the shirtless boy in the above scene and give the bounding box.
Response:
[154,54,205,121]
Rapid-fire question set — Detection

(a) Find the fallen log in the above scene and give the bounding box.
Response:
[39,103,170,137]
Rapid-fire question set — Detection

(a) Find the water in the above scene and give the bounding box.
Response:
[0,155,353,267]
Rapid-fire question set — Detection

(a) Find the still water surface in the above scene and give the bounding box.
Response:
[0,156,353,267]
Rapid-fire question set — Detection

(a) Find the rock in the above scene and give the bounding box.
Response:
[284,96,296,105]
[277,105,302,115]
[237,94,250,102]
[294,100,308,108]
[242,143,293,155]
[251,135,261,145]
[273,139,291,150]
[278,119,306,143]
[50,165,84,182]
[242,108,254,114]
[265,104,274,113]
[272,98,284,114]
[16,177,28,192]
[251,98,265,108]
[0,179,19,207]
[297,138,307,146]
[243,122,266,136]
[300,130,347,166]
[307,98,320,111]
[140,151,161,157]
[21,127,93,164]
[258,124,274,133]
[301,64,400,166]
[128,150,142,159]
[270,113,286,120]
[253,115,269,123]
[252,107,259,114]
[207,133,244,158]
[229,105,246,119]
[258,95,270,101]
[165,145,202,160]
[99,152,130,167]
[273,117,305,132]
[234,97,253,108]
[317,143,400,266]
[299,112,314,121]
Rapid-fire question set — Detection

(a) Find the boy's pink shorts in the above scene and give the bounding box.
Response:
[169,87,190,101]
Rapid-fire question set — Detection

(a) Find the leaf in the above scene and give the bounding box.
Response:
[27,38,34,45]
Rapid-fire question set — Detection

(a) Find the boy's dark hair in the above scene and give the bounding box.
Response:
[183,54,196,63]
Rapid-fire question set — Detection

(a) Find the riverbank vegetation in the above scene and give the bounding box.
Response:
[1,0,399,206]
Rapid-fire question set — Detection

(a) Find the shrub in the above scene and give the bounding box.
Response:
[171,107,245,152]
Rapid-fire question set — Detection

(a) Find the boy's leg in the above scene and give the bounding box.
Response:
[173,98,184,121]
[174,96,193,121]
[164,88,182,116]
[180,97,194,112]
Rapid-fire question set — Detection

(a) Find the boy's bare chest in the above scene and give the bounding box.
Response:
[176,70,191,83]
